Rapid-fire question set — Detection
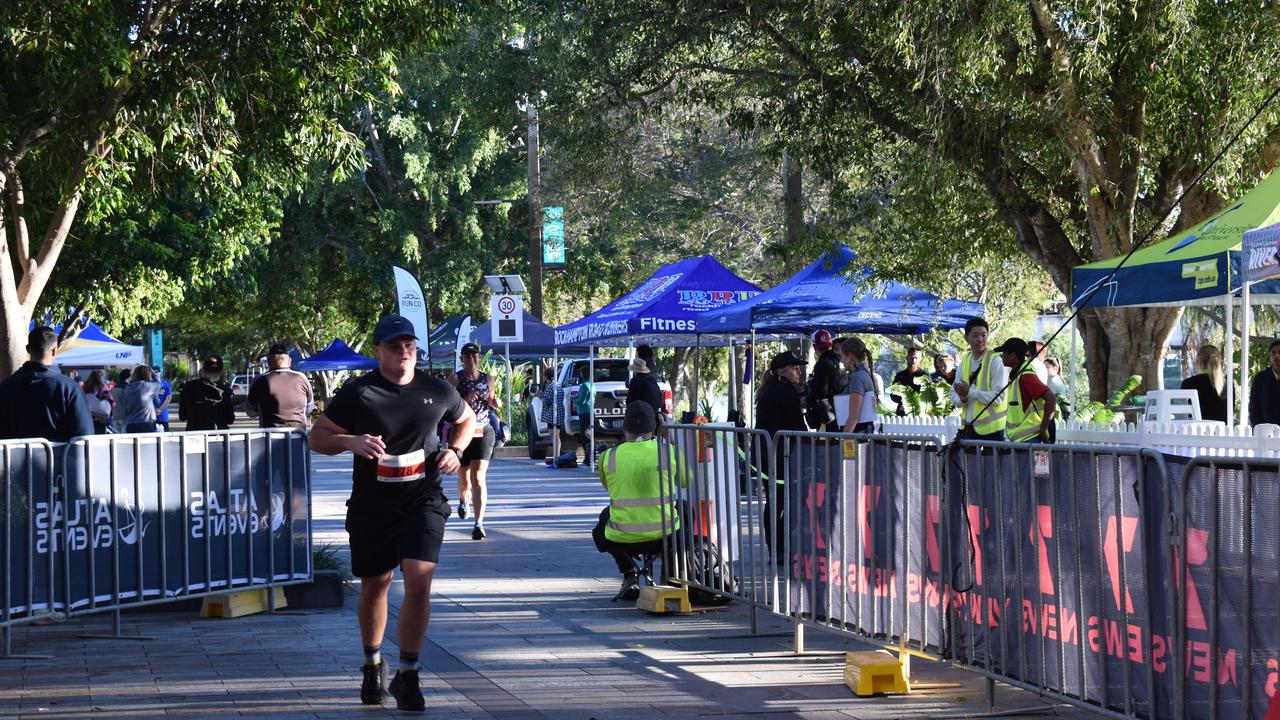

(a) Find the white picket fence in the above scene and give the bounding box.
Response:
[874,413,1280,458]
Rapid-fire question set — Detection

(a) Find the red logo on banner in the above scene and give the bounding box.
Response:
[1031,505,1055,596]
[1102,515,1138,614]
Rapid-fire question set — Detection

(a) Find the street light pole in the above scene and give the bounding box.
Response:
[527,101,543,318]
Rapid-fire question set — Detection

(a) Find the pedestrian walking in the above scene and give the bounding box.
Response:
[449,342,500,540]
[625,356,663,417]
[180,358,236,431]
[122,365,161,433]
[247,343,314,428]
[151,365,173,431]
[1249,340,1280,427]
[0,326,94,442]
[309,315,477,712]
[574,364,594,462]
[81,370,113,434]
[109,369,130,432]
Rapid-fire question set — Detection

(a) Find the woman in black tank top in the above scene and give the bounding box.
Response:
[449,344,502,539]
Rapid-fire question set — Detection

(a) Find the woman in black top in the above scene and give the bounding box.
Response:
[1181,344,1228,422]
[755,351,808,565]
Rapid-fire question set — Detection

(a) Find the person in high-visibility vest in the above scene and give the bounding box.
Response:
[994,337,1058,443]
[591,400,688,600]
[951,317,1009,440]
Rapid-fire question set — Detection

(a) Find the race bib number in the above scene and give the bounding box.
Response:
[376,449,427,483]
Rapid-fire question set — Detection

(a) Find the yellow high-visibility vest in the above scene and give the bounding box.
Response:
[1007,367,1047,442]
[959,350,1007,436]
[598,439,687,543]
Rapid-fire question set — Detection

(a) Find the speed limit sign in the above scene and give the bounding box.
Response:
[490,294,524,343]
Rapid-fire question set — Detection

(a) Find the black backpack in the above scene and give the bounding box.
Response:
[683,535,738,606]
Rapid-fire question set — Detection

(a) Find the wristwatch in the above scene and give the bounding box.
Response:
[447,445,464,460]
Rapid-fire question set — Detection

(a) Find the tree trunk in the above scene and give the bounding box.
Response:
[670,346,696,419]
[0,308,27,377]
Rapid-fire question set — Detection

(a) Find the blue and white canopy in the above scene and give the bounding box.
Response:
[697,244,983,335]
[295,339,377,372]
[554,255,762,347]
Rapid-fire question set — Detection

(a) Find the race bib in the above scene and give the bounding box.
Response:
[376,449,427,483]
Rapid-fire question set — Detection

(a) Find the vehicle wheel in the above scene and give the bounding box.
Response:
[527,409,548,459]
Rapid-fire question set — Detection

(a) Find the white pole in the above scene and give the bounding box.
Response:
[504,341,512,429]
[1226,294,1236,427]
[1241,281,1252,427]
[1069,319,1078,413]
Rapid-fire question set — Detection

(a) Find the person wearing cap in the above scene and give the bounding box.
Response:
[951,317,1008,441]
[592,400,688,601]
[151,364,173,431]
[247,343,314,429]
[309,314,478,712]
[626,356,664,418]
[447,342,501,540]
[995,337,1057,443]
[755,350,808,564]
[0,326,94,442]
[179,357,235,431]
[805,329,846,431]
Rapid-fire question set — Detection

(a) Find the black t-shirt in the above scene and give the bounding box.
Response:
[324,370,467,515]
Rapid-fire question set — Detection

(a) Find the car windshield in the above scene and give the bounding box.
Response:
[570,362,629,383]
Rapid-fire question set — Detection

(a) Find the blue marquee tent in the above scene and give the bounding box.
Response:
[472,310,590,360]
[295,339,377,372]
[554,255,762,347]
[697,244,984,335]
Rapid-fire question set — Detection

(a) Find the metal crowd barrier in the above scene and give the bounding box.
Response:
[657,424,785,628]
[1,439,57,658]
[775,430,946,660]
[654,422,1278,720]
[1177,456,1280,720]
[2,429,313,652]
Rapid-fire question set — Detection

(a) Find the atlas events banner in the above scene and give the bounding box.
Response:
[4,432,310,619]
[788,441,1279,720]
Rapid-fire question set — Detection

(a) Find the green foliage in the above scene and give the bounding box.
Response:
[1074,375,1143,424]
[886,379,957,417]
[312,543,352,583]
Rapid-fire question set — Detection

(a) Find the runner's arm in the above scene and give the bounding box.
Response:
[309,414,385,458]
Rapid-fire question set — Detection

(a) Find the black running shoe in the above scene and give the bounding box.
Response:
[614,573,641,602]
[457,501,468,519]
[360,661,387,705]
[471,524,486,540]
[389,668,425,712]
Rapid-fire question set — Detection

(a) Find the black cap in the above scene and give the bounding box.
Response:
[769,350,808,371]
[993,338,1029,357]
[373,315,418,344]
[624,400,657,435]
[267,343,288,356]
[460,342,481,356]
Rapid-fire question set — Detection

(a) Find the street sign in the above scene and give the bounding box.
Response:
[147,328,164,368]
[542,206,565,267]
[490,294,524,343]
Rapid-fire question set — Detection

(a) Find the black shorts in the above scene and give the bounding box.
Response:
[345,505,448,578]
[461,425,495,466]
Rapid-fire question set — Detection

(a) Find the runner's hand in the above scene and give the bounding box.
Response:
[348,434,386,459]
[436,448,461,475]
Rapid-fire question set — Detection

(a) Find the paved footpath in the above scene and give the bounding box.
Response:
[1,454,1095,719]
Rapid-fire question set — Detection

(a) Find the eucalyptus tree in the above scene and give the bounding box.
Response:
[0,0,455,375]
[538,0,1280,397]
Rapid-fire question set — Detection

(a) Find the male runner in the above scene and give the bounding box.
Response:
[310,315,477,712]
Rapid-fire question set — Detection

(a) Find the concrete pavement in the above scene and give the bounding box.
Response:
[1,454,1094,719]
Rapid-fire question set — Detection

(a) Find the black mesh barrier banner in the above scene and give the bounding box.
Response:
[9,431,312,616]
[2,441,57,623]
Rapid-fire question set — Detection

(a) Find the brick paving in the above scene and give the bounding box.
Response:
[0,453,1095,719]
